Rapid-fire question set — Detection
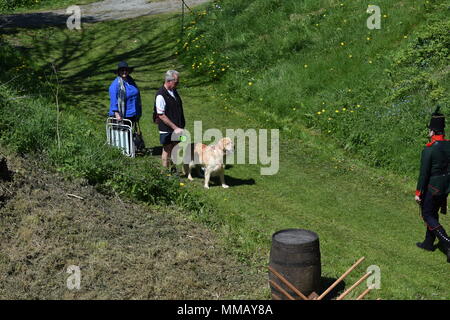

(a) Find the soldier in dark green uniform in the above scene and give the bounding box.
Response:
[415,107,450,263]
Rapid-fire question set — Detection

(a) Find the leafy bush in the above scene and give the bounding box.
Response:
[0,0,38,12]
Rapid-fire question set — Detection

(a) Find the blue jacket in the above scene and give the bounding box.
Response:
[108,76,142,118]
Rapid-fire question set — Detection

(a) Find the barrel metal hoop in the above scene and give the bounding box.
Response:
[270,260,320,268]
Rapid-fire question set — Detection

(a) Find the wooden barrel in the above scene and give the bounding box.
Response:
[269,229,321,299]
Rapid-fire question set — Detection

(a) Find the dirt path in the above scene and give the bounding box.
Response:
[0,0,210,28]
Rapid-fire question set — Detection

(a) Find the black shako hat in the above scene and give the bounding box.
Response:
[429,106,445,132]
[115,61,134,74]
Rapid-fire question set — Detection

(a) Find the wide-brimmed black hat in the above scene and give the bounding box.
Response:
[429,106,445,132]
[115,61,134,74]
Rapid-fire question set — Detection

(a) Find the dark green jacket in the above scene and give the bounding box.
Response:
[416,137,450,197]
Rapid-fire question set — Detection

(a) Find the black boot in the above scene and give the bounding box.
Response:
[432,226,450,263]
[416,242,435,251]
[416,229,436,251]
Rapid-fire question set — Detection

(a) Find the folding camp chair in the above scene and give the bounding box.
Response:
[106,117,135,158]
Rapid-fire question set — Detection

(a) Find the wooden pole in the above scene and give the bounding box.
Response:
[317,257,365,300]
[356,286,372,300]
[269,280,295,300]
[268,266,309,300]
[272,292,282,300]
[336,271,373,300]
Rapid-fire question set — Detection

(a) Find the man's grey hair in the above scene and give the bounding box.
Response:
[165,70,179,82]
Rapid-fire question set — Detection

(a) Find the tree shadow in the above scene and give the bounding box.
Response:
[0,12,99,29]
[1,12,182,125]
[182,77,216,89]
[0,7,182,29]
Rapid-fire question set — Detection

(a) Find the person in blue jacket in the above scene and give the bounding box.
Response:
[109,61,142,124]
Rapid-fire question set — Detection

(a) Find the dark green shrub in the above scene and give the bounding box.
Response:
[0,0,37,12]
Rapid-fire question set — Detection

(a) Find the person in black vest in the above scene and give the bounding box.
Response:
[415,107,450,263]
[153,70,185,169]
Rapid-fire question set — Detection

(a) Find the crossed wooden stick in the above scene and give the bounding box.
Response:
[269,257,375,300]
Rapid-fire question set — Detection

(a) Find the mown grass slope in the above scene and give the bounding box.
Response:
[179,0,449,175]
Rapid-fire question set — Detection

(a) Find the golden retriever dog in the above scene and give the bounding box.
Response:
[183,137,234,189]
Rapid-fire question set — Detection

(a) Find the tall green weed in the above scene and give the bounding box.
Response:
[0,39,212,214]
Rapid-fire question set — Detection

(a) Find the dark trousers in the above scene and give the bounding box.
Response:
[420,192,450,259]
[421,191,445,230]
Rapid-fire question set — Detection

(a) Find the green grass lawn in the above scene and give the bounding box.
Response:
[2,8,449,299]
[178,0,450,177]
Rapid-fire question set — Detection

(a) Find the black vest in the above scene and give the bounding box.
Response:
[153,86,185,132]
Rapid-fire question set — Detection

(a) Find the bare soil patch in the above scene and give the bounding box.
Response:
[0,148,265,299]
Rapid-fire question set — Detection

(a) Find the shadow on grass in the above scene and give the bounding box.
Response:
[0,12,99,28]
[147,146,163,156]
[220,175,255,187]
[316,277,346,300]
[268,277,346,300]
[1,13,181,122]
[1,10,222,131]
